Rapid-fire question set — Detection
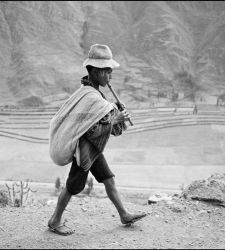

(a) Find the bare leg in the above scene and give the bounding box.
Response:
[48,187,74,235]
[103,177,147,224]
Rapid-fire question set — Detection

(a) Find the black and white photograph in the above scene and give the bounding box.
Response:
[1,1,225,249]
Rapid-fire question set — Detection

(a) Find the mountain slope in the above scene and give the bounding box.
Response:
[0,1,225,107]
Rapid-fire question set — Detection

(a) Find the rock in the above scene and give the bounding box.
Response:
[148,193,172,204]
[181,173,225,206]
[46,199,57,206]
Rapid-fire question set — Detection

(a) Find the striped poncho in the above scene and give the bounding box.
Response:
[49,84,115,171]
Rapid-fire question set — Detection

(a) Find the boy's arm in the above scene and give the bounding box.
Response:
[85,107,127,140]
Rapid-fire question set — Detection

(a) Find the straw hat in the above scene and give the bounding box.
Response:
[83,44,120,69]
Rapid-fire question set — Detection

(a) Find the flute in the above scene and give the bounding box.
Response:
[106,82,133,126]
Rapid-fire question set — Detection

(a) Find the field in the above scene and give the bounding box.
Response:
[0,104,225,191]
[1,104,225,249]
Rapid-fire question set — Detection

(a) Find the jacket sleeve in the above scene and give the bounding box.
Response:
[109,107,127,136]
[85,107,127,140]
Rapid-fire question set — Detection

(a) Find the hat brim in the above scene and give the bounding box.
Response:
[83,58,120,69]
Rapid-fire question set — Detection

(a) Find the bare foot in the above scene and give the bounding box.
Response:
[120,212,147,225]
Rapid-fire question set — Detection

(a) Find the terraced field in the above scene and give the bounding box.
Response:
[1,104,225,188]
[0,105,225,144]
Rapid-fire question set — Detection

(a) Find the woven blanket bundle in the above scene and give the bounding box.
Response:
[49,85,114,166]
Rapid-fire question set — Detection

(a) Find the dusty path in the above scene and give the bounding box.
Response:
[1,186,225,249]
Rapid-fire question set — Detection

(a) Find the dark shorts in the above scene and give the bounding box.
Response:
[66,153,115,195]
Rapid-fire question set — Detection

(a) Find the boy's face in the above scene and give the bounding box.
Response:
[97,67,113,87]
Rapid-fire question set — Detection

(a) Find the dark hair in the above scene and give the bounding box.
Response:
[86,65,112,74]
[86,65,96,74]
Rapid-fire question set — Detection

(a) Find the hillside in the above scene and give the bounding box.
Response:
[0,1,225,107]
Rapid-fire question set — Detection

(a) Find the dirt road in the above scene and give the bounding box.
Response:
[1,185,225,249]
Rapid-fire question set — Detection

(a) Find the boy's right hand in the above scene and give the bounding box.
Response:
[115,102,126,111]
[112,109,131,125]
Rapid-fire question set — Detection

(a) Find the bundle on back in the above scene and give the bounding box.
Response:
[49,85,114,166]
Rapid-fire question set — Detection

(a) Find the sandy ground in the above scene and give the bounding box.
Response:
[1,184,225,249]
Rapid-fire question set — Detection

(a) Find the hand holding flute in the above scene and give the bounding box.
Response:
[111,108,131,125]
[106,82,133,126]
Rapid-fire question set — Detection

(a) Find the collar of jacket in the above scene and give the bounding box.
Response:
[81,75,93,86]
[81,75,106,99]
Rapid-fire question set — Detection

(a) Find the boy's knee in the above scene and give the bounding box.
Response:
[103,177,116,187]
[66,182,86,195]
